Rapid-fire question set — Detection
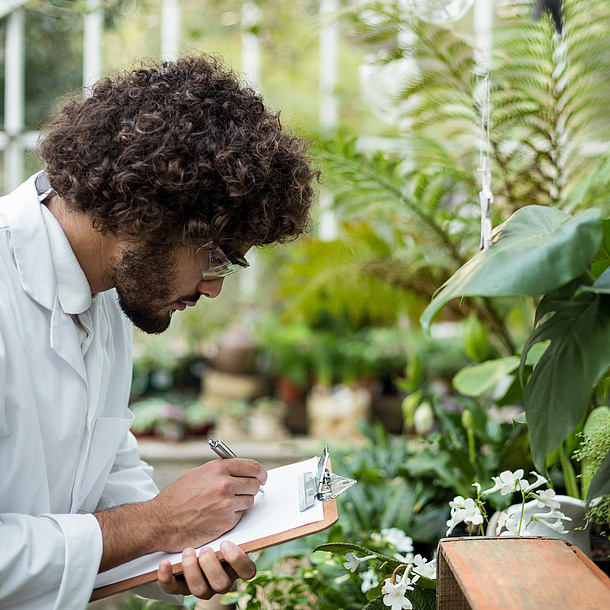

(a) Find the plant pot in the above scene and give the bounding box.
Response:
[307,384,371,440]
[591,535,610,577]
[487,494,592,557]
[249,411,289,441]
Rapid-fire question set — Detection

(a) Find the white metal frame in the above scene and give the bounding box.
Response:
[0,0,340,196]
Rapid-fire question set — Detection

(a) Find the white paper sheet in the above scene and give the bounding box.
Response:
[94,456,324,589]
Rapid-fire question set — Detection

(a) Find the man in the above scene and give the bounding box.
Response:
[0,55,318,609]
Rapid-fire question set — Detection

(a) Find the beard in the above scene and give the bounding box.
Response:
[112,243,199,334]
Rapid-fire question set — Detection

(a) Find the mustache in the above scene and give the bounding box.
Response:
[178,293,201,305]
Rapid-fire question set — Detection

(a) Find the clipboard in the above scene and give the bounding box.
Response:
[90,449,355,601]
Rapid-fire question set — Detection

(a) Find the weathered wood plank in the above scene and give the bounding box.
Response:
[437,537,610,609]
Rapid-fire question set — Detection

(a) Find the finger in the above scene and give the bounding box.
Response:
[181,547,213,599]
[197,546,234,594]
[212,459,267,486]
[231,476,265,498]
[219,541,256,581]
[157,560,190,596]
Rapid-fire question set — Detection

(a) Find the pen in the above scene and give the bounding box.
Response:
[208,438,265,493]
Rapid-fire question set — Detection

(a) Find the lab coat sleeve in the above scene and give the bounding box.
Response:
[95,431,184,606]
[0,512,103,610]
[95,429,159,510]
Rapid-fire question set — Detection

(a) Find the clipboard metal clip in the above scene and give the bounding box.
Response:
[298,446,356,512]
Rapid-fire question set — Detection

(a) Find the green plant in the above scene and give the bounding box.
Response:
[421,205,610,504]
[130,396,213,437]
[123,594,197,609]
[575,407,610,530]
[256,320,314,389]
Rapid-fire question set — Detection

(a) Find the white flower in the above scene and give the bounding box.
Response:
[483,470,528,496]
[381,528,414,553]
[361,568,379,593]
[498,512,529,536]
[531,509,571,534]
[522,472,549,493]
[381,570,415,610]
[446,496,484,535]
[343,552,376,572]
[534,488,561,510]
[412,555,436,580]
[449,496,467,511]
[496,507,536,536]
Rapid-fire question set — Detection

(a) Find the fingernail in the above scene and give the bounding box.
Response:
[220,541,234,552]
[160,563,170,572]
[183,548,195,557]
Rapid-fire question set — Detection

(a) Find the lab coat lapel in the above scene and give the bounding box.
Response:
[50,304,87,383]
[3,175,87,383]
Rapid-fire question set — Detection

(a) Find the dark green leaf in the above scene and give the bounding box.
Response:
[313,543,401,567]
[363,596,385,610]
[420,206,602,332]
[407,586,437,610]
[520,284,610,470]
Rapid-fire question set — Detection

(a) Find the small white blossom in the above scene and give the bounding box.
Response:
[446,496,484,535]
[496,507,532,536]
[343,552,376,572]
[381,570,415,610]
[361,568,379,593]
[412,555,436,580]
[531,509,571,534]
[380,528,414,553]
[498,511,532,536]
[522,472,549,493]
[534,488,561,510]
[483,469,528,496]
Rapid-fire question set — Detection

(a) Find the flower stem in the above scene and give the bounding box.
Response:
[558,442,580,499]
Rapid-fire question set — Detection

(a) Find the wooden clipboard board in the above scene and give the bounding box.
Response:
[90,457,340,601]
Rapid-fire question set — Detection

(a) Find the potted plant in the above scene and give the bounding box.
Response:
[248,396,290,440]
[420,204,610,555]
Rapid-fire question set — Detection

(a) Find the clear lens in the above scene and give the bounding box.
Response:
[195,242,249,280]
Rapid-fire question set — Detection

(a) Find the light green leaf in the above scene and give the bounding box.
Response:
[577,265,610,296]
[513,412,527,425]
[520,283,610,471]
[452,356,520,397]
[420,206,603,332]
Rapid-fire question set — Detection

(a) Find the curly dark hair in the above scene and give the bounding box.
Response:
[39,55,318,250]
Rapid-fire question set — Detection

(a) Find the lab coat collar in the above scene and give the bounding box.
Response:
[4,174,57,311]
[42,205,92,315]
[3,174,88,382]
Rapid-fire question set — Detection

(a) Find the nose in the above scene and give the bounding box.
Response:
[197,277,225,299]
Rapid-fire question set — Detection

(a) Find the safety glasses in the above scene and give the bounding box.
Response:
[195,242,250,281]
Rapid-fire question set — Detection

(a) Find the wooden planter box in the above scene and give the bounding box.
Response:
[436,536,610,609]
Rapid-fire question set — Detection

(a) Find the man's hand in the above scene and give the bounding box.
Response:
[157,541,255,599]
[94,458,267,573]
[148,458,267,552]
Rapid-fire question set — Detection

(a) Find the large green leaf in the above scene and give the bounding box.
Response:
[520,282,610,471]
[420,206,602,332]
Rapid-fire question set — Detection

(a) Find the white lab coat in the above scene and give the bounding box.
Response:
[0,175,161,609]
